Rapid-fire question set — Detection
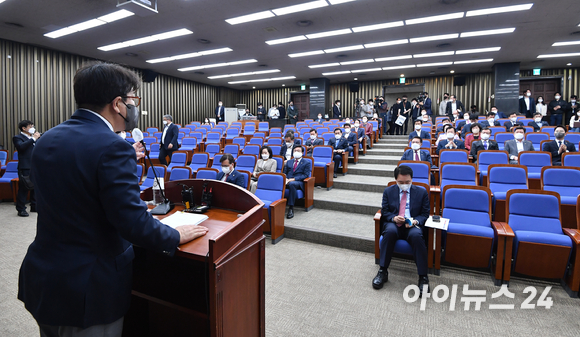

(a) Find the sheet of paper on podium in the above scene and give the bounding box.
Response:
[159,211,208,229]
[424,216,450,231]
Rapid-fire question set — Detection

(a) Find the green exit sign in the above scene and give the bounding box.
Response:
[301,84,306,90]
[399,77,406,84]
[533,68,541,76]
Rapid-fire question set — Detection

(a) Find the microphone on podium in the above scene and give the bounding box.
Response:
[132,128,172,215]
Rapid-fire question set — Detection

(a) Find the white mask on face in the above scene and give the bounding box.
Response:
[510,117,517,122]
[397,101,401,104]
[411,143,421,150]
[453,114,458,119]
[354,123,360,128]
[318,116,322,119]
[572,100,577,104]
[415,125,422,130]
[526,92,531,97]
[28,127,36,135]
[218,102,222,106]
[535,117,542,123]
[481,133,490,140]
[344,128,350,133]
[464,115,469,120]
[538,99,543,103]
[310,134,317,139]
[398,183,411,192]
[337,103,340,106]
[514,133,524,140]
[421,111,427,115]
[262,154,269,160]
[446,132,455,139]
[488,119,495,124]
[555,96,561,100]
[286,142,293,148]
[293,151,302,159]
[163,120,168,125]
[221,166,231,174]
[335,134,341,139]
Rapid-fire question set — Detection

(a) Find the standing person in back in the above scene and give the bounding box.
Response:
[445,95,465,117]
[304,129,323,157]
[470,127,499,162]
[439,93,450,117]
[548,93,567,126]
[277,102,286,119]
[256,102,266,121]
[519,89,536,118]
[568,95,579,130]
[376,96,388,135]
[543,126,577,166]
[287,100,298,124]
[268,104,280,119]
[215,100,225,122]
[283,146,311,219]
[536,96,547,121]
[159,114,179,165]
[332,100,342,120]
[13,120,40,217]
[504,126,534,164]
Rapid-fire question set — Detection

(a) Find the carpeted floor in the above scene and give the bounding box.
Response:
[2,202,580,336]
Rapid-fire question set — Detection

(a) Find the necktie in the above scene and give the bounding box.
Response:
[397,191,407,227]
[558,141,562,148]
[414,151,420,161]
[484,141,488,150]
[225,173,229,181]
[293,160,298,172]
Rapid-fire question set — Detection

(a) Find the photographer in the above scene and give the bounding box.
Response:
[376,96,388,135]
[366,98,376,118]
[355,98,371,119]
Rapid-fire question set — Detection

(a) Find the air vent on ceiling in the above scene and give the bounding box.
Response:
[441,0,461,4]
[197,39,211,44]
[264,27,277,32]
[125,52,138,57]
[193,71,205,74]
[430,71,436,75]
[296,20,313,27]
[336,54,348,58]
[258,64,268,67]
[436,43,452,48]
[4,22,24,28]
[570,31,580,36]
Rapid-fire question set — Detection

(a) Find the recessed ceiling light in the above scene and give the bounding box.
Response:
[327,0,356,4]
[351,21,404,33]
[455,47,501,54]
[147,47,233,63]
[324,45,364,53]
[308,63,341,68]
[460,28,515,38]
[266,35,307,45]
[413,51,455,58]
[226,11,275,25]
[410,34,459,43]
[466,3,533,17]
[179,59,258,71]
[351,68,382,73]
[567,63,573,66]
[321,71,351,75]
[98,28,193,51]
[374,55,413,62]
[353,78,358,80]
[208,69,280,79]
[229,76,296,84]
[98,10,135,23]
[364,39,408,48]
[340,59,374,65]
[253,86,256,89]
[282,84,286,86]
[416,62,453,67]
[400,74,405,77]
[289,50,325,58]
[45,10,134,38]
[273,0,328,16]
[306,28,352,39]
[552,41,580,47]
[454,58,494,64]
[450,70,455,73]
[538,53,580,58]
[405,12,464,25]
[382,65,416,70]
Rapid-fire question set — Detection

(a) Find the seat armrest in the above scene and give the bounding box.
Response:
[375,210,382,261]
[563,228,580,244]
[491,221,515,237]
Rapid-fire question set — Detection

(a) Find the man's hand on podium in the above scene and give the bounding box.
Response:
[176,226,209,244]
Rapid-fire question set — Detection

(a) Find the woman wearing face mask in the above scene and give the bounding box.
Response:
[536,96,547,118]
[464,123,482,151]
[250,146,278,193]
[202,118,211,125]
[435,124,460,146]
[570,107,580,133]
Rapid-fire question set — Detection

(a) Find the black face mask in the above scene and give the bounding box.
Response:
[119,102,139,131]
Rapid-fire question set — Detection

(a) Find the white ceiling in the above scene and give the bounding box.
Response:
[1,0,580,89]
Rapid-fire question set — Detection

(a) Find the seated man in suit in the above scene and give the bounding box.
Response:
[504,112,524,132]
[408,120,431,140]
[436,118,451,133]
[362,116,373,149]
[543,125,577,165]
[343,123,358,155]
[480,111,500,128]
[328,128,349,178]
[435,126,465,154]
[216,153,245,188]
[304,128,323,157]
[373,165,430,295]
[353,120,365,148]
[401,137,434,167]
[470,127,499,162]
[280,131,300,161]
[504,126,534,164]
[283,146,311,219]
[528,112,549,132]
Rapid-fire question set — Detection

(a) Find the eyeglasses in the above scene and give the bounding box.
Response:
[123,96,141,107]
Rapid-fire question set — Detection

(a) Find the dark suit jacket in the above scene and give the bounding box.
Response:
[528,120,549,132]
[332,105,342,118]
[504,121,524,132]
[445,100,465,116]
[543,140,577,165]
[18,109,180,328]
[344,131,358,147]
[12,133,35,170]
[304,137,323,156]
[278,106,286,119]
[381,184,430,226]
[519,97,536,117]
[216,169,246,188]
[279,139,301,158]
[394,102,412,117]
[480,120,500,128]
[283,158,311,185]
[328,137,348,151]
[400,149,433,167]
[215,106,225,119]
[408,130,431,140]
[315,118,325,124]
[436,139,466,154]
[354,127,365,141]
[161,123,179,150]
[423,97,432,115]
[470,140,499,159]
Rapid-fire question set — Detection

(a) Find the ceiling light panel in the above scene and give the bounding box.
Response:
[266,35,307,45]
[308,63,341,68]
[466,3,533,17]
[537,53,580,58]
[289,50,325,58]
[147,47,233,63]
[98,28,193,51]
[460,28,515,38]
[352,21,404,33]
[322,71,351,76]
[340,59,374,65]
[413,51,455,58]
[44,10,134,39]
[405,12,464,25]
[416,62,453,67]
[208,69,280,79]
[364,39,408,48]
[178,59,258,72]
[382,65,416,70]
[374,55,413,62]
[225,11,275,25]
[552,41,580,47]
[454,59,494,64]
[306,28,352,39]
[324,45,364,53]
[455,47,501,54]
[272,0,328,16]
[351,68,382,73]
[229,76,296,84]
[410,34,459,43]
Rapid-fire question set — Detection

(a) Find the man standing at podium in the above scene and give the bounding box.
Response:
[18,61,208,336]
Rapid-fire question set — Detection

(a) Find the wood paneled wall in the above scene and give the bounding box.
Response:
[520,68,580,99]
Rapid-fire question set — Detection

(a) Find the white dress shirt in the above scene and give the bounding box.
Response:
[85,109,114,132]
[399,189,411,218]
[161,122,172,145]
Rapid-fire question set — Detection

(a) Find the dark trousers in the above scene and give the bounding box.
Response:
[380,222,428,275]
[286,181,303,206]
[387,120,395,135]
[17,169,35,212]
[333,153,342,173]
[39,317,123,337]
[257,114,265,121]
[379,113,388,134]
[158,146,175,166]
[550,113,563,126]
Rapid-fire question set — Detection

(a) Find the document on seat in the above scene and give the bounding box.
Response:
[159,212,208,229]
[424,216,450,231]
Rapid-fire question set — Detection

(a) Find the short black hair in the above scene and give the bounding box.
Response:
[334,127,342,134]
[260,145,273,158]
[481,127,491,134]
[294,145,303,152]
[310,128,317,134]
[513,126,525,133]
[284,131,295,140]
[444,93,450,96]
[257,102,263,106]
[343,123,351,127]
[534,112,542,117]
[524,89,531,93]
[18,120,33,132]
[335,100,341,103]
[491,106,498,109]
[411,136,422,143]
[220,153,235,165]
[394,165,414,179]
[470,113,479,121]
[508,112,517,117]
[488,111,496,116]
[470,123,482,131]
[555,125,567,132]
[446,126,456,133]
[415,119,423,125]
[572,95,578,99]
[441,118,450,122]
[74,61,140,111]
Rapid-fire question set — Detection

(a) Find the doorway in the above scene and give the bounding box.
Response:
[291,93,310,121]
[520,78,561,103]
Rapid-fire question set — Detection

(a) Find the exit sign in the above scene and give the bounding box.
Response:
[399,77,406,84]
[533,68,541,76]
[301,84,306,90]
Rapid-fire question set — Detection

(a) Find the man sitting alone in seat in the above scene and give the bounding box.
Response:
[283,146,311,219]
[216,153,246,188]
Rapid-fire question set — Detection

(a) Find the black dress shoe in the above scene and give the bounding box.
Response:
[372,269,388,289]
[333,173,337,178]
[18,210,29,217]
[286,208,294,219]
[418,276,430,297]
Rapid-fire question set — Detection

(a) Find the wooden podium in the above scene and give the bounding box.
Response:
[125,179,266,337]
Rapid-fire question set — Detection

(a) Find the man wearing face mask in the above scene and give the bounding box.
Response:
[457,113,476,133]
[256,102,266,121]
[18,62,208,335]
[504,112,524,132]
[343,123,357,155]
[548,92,567,126]
[279,131,300,161]
[528,112,549,132]
[12,120,40,217]
[215,100,225,122]
[278,102,286,120]
[377,96,389,135]
[216,153,245,188]
[445,95,465,117]
[328,128,348,178]
[355,99,370,119]
[504,126,534,164]
[287,100,298,124]
[401,137,433,167]
[439,93,450,116]
[283,146,311,219]
[435,126,465,154]
[304,129,323,157]
[519,89,536,118]
[470,128,499,162]
[543,126,577,166]
[373,165,430,295]
[408,120,431,140]
[333,100,342,120]
[481,111,500,128]
[353,120,365,148]
[159,114,179,166]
